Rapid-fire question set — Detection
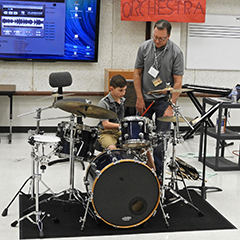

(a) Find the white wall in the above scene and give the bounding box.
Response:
[181,0,240,88]
[1,0,240,129]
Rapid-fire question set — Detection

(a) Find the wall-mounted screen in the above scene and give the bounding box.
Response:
[0,0,100,61]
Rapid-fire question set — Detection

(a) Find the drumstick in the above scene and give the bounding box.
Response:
[141,101,155,117]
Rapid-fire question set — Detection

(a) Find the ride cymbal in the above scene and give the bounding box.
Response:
[157,116,193,123]
[54,98,117,119]
[148,88,193,94]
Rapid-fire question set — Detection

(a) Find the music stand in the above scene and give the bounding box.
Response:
[186,101,223,199]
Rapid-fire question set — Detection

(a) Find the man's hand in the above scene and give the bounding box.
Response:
[163,105,173,117]
[136,97,146,115]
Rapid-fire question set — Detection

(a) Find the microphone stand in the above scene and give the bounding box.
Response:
[185,102,223,199]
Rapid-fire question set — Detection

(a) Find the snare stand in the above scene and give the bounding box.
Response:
[1,107,53,217]
[5,137,58,238]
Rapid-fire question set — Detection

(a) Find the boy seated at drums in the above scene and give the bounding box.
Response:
[97,74,156,171]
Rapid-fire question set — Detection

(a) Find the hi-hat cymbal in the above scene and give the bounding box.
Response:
[148,88,193,94]
[54,98,117,119]
[157,116,193,123]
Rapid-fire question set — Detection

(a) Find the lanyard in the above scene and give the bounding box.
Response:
[153,41,168,71]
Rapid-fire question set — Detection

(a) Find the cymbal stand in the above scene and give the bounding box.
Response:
[45,114,96,230]
[8,138,57,238]
[18,106,53,135]
[160,96,204,218]
[165,93,193,191]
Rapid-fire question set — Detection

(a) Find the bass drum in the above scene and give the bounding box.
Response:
[85,149,160,228]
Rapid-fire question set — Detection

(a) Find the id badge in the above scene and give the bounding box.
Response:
[152,77,162,87]
[148,66,159,78]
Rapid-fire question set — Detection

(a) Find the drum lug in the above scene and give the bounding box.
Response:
[87,151,93,157]
[83,177,90,187]
[138,121,143,127]
[134,155,141,161]
[95,170,101,177]
[88,191,94,201]
[91,162,97,168]
[126,149,132,155]
[106,149,112,155]
[148,123,154,131]
[73,147,78,154]
[124,133,129,140]
[28,135,35,146]
[152,209,158,217]
[139,132,144,139]
[77,129,82,135]
[91,132,97,138]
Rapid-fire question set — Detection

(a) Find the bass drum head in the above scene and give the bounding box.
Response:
[92,160,160,228]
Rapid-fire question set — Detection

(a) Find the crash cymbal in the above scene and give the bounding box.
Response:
[157,116,193,123]
[36,93,75,101]
[54,98,117,119]
[148,88,193,94]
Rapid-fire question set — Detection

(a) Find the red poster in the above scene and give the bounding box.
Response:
[121,0,206,23]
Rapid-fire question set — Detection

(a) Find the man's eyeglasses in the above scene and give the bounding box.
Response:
[152,35,168,42]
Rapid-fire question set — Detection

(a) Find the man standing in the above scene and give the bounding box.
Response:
[133,19,184,178]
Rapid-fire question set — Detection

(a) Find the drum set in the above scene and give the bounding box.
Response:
[2,89,204,237]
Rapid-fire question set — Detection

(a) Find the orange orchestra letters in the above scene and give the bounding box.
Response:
[121,0,206,23]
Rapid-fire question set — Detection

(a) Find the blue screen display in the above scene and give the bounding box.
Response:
[0,0,100,61]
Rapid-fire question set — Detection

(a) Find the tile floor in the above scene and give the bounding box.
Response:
[0,132,240,240]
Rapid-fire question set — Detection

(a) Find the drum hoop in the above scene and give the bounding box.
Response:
[123,140,150,149]
[33,135,60,144]
[91,159,160,228]
[58,121,97,133]
[122,116,148,122]
[123,139,149,144]
[82,126,98,135]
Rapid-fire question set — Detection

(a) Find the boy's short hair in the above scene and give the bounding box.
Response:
[110,74,127,88]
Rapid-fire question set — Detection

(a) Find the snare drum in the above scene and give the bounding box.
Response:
[120,116,154,149]
[85,149,160,228]
[56,121,98,161]
[30,135,61,145]
[28,134,60,163]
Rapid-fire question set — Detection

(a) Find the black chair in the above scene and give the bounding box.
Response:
[49,71,72,99]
